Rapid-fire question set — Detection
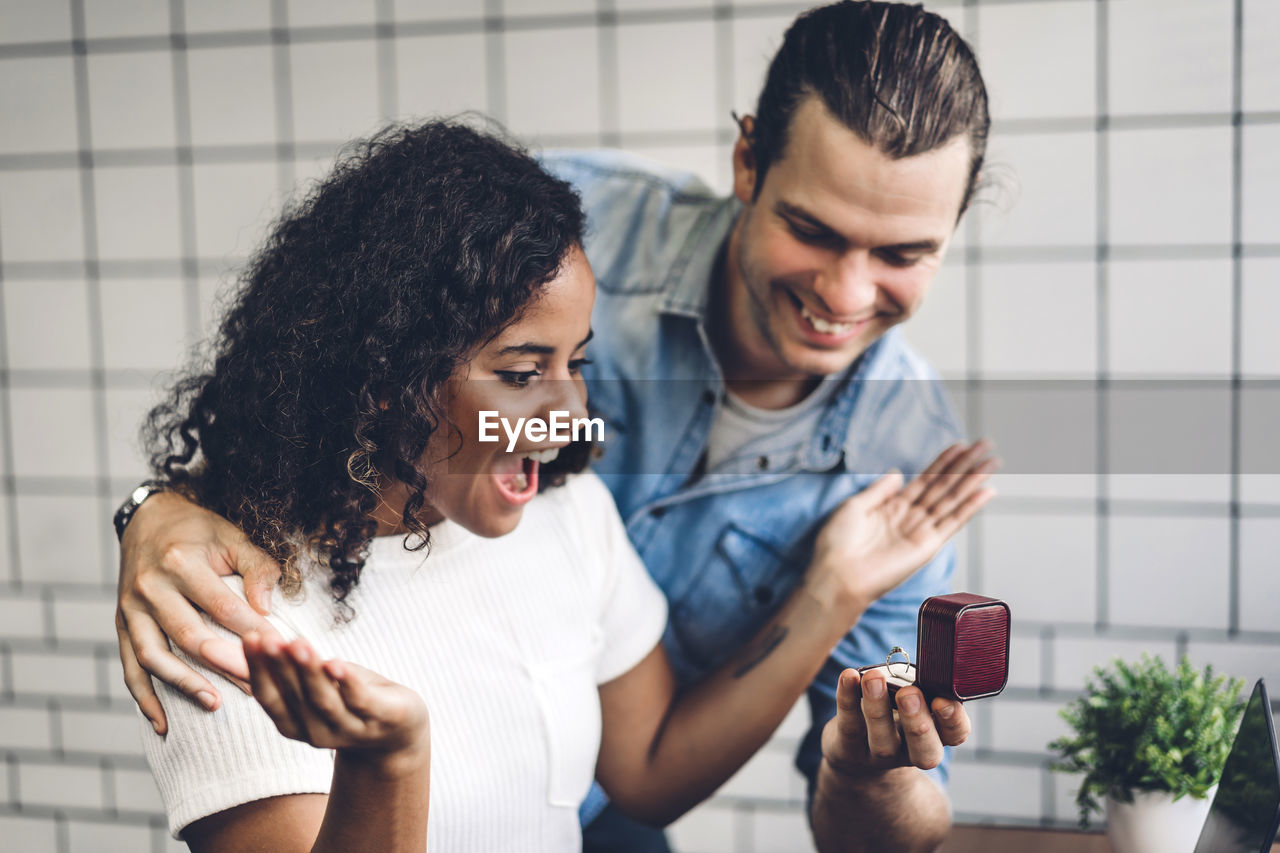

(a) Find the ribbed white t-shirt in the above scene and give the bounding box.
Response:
[141,471,669,851]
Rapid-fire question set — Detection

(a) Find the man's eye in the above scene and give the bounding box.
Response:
[495,370,540,387]
[877,250,922,268]
[568,358,593,374]
[788,222,838,246]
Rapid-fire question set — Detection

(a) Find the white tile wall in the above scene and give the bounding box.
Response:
[1108,126,1233,246]
[616,20,717,134]
[66,820,155,853]
[395,32,490,118]
[980,131,1096,247]
[1242,259,1280,377]
[2,280,93,371]
[0,0,73,44]
[82,0,171,39]
[1239,518,1280,634]
[0,57,80,154]
[183,0,272,33]
[110,766,165,813]
[186,45,280,147]
[1242,123,1280,247]
[1243,0,1280,111]
[901,260,967,376]
[981,512,1097,624]
[0,169,86,262]
[730,13,791,113]
[1106,258,1234,377]
[15,494,108,585]
[978,1,1096,122]
[86,51,177,150]
[8,388,98,478]
[287,0,379,29]
[503,0,596,16]
[1051,635,1181,692]
[1107,0,1234,116]
[0,595,45,642]
[3,2,1277,849]
[978,261,1097,376]
[289,39,384,145]
[93,165,183,260]
[503,25,602,139]
[190,161,283,263]
[18,761,105,810]
[1107,516,1231,629]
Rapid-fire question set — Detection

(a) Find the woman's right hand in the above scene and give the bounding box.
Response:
[244,633,431,773]
[116,490,284,733]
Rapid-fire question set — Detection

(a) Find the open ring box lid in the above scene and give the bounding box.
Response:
[859,593,1011,702]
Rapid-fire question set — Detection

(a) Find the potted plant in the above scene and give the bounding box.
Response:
[1049,654,1245,853]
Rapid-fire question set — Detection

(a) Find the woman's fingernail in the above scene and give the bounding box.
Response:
[866,677,886,699]
[292,643,310,664]
[899,692,922,715]
[938,702,957,719]
[197,691,216,710]
[151,719,162,733]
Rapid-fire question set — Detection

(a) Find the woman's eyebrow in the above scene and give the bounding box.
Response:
[494,329,594,357]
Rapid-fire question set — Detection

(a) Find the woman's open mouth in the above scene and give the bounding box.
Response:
[491,446,561,505]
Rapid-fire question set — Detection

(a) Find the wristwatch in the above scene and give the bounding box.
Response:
[113,480,168,542]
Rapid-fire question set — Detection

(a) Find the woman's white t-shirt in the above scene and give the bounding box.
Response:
[141,471,668,851]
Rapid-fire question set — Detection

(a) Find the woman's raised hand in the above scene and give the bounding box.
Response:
[243,633,430,771]
[807,439,999,617]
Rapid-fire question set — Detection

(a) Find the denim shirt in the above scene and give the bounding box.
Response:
[541,150,963,823]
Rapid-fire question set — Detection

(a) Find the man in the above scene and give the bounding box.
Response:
[115,3,993,850]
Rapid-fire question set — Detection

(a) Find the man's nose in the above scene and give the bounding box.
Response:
[815,250,877,317]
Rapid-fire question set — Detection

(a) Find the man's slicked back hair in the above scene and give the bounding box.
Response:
[751,0,990,213]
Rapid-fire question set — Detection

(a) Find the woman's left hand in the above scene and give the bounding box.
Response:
[243,632,430,769]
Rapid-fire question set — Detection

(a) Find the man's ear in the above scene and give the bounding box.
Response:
[731,114,758,205]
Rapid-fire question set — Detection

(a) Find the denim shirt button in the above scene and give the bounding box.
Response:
[756,455,769,470]
[702,389,716,405]
[651,506,666,518]
[753,586,774,606]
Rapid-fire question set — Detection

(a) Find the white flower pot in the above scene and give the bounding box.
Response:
[1105,787,1216,853]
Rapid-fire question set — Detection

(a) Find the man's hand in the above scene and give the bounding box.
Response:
[822,667,970,777]
[811,668,968,852]
[116,490,283,734]
[808,440,998,617]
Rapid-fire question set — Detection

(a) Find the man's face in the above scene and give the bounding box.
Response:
[722,97,971,382]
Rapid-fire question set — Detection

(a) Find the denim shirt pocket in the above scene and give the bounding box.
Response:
[669,524,791,676]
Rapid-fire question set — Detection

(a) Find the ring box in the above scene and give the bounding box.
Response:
[857,592,1010,702]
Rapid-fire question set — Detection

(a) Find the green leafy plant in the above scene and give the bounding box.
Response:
[1049,654,1245,827]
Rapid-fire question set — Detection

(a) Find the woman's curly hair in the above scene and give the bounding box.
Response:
[145,120,588,612]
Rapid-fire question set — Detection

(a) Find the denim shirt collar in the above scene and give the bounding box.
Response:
[658,195,741,321]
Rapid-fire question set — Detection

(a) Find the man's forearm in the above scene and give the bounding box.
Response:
[810,760,951,853]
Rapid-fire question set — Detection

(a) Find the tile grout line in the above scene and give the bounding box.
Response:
[68,0,115,591]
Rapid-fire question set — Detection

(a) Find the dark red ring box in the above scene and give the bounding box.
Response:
[859,592,1011,702]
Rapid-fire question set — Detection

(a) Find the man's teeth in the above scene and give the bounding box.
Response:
[519,447,561,464]
[800,304,856,335]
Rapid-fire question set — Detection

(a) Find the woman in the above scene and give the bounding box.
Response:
[138,119,995,852]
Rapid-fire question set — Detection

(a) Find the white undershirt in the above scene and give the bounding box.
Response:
[704,378,843,472]
[141,471,668,852]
